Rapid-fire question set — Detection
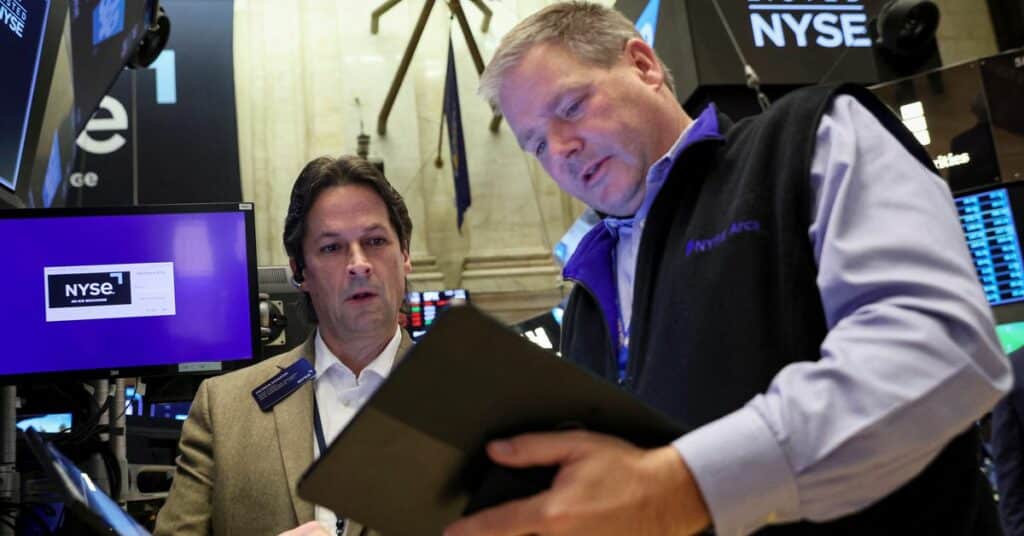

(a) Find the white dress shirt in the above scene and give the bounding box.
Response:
[312,326,402,535]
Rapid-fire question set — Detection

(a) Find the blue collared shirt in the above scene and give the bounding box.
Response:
[576,95,1010,535]
[600,105,719,378]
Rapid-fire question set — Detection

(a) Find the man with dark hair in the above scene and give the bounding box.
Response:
[156,155,412,536]
[446,2,1011,535]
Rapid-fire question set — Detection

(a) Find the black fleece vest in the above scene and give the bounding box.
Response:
[560,84,997,534]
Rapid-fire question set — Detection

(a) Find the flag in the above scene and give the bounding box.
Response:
[443,37,471,230]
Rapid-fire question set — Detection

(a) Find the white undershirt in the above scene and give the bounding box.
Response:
[312,326,402,535]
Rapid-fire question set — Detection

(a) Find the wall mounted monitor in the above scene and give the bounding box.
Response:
[953,182,1024,353]
[404,289,469,342]
[69,0,153,133]
[0,203,260,383]
[871,49,1024,194]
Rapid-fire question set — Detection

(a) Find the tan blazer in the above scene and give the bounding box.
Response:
[154,332,412,535]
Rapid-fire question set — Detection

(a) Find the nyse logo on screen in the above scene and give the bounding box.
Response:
[1,0,28,38]
[47,272,132,308]
[748,0,871,49]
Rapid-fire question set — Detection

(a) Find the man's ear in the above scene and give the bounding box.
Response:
[288,258,304,286]
[623,37,664,89]
[402,249,412,275]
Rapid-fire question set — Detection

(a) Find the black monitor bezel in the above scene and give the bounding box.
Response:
[0,202,261,385]
[1,0,70,207]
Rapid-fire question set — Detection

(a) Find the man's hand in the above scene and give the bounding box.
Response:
[277,521,332,536]
[444,430,711,536]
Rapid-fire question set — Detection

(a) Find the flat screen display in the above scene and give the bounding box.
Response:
[69,0,149,132]
[0,203,259,380]
[954,182,1024,337]
[405,289,469,342]
[871,49,1024,193]
[997,321,1024,355]
[0,0,50,191]
[955,187,1024,307]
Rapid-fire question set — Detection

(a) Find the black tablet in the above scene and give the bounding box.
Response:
[298,303,683,536]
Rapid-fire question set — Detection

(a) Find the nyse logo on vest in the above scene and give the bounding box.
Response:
[686,220,762,257]
[747,0,871,49]
[47,271,132,308]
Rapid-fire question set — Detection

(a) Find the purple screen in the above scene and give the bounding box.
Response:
[0,210,255,376]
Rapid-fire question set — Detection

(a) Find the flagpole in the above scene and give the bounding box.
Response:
[436,22,453,169]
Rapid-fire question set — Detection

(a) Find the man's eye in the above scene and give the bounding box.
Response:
[565,98,582,117]
[534,140,547,158]
[367,237,388,247]
[320,244,339,253]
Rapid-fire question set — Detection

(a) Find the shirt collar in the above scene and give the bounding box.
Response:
[314,326,402,383]
[602,104,719,235]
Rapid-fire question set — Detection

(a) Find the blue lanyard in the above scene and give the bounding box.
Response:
[313,396,347,536]
[610,245,630,383]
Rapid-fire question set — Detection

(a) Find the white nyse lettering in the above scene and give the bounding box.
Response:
[781,13,812,47]
[76,96,128,155]
[840,13,870,47]
[813,13,843,47]
[749,7,871,49]
[751,13,785,47]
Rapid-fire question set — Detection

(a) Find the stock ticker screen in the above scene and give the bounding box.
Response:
[405,289,469,342]
[955,187,1024,307]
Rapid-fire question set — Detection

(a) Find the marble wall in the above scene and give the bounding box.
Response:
[932,0,999,65]
[234,0,606,323]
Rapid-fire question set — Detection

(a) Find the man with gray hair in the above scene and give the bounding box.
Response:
[446,2,1009,535]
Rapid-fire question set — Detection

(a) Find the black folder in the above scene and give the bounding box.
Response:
[297,304,684,536]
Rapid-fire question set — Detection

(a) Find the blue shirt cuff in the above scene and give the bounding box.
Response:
[672,406,800,536]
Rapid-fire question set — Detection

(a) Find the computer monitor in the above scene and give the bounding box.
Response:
[404,289,469,342]
[1,0,77,209]
[24,427,150,535]
[0,203,260,383]
[1,0,51,193]
[871,49,1024,194]
[17,413,73,433]
[953,182,1024,353]
[69,0,153,133]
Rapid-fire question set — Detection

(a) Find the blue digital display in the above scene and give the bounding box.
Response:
[956,188,1024,306]
[635,0,660,46]
[91,0,124,45]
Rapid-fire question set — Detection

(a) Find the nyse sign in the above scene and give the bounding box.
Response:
[748,0,871,48]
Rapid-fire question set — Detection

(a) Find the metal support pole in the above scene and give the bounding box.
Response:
[370,0,404,34]
[85,380,111,496]
[376,0,502,134]
[110,379,128,505]
[0,386,18,536]
[449,0,503,132]
[378,0,437,135]
[465,0,491,33]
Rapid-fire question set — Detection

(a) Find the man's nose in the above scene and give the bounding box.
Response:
[549,124,582,162]
[347,246,372,277]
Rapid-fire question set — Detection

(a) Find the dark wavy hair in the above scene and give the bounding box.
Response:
[282,155,413,322]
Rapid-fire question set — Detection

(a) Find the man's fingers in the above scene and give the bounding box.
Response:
[487,429,611,467]
[445,491,554,536]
